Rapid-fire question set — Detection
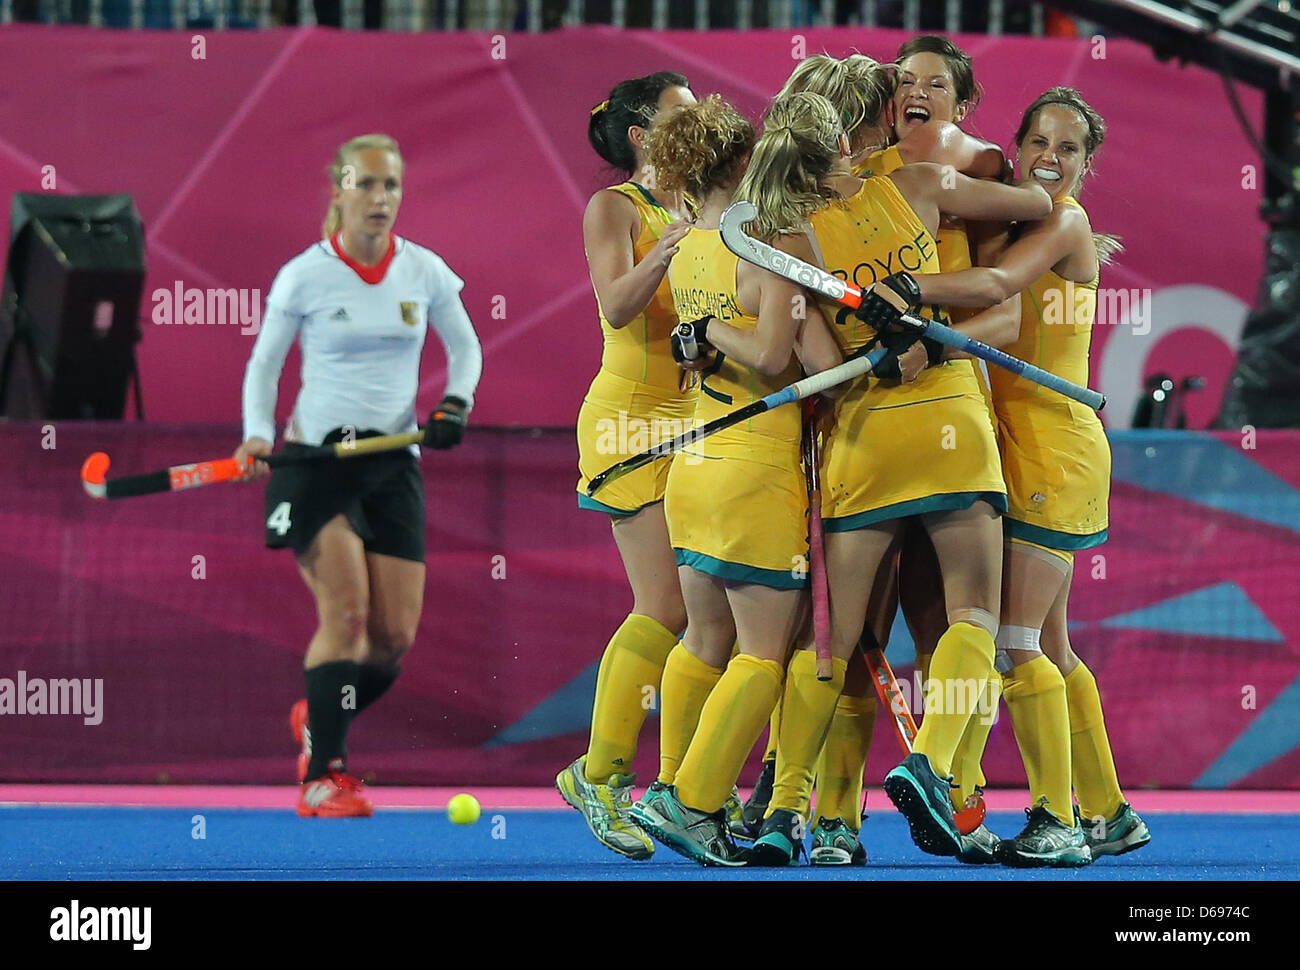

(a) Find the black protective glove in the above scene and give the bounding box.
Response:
[671,316,713,364]
[868,326,922,381]
[423,395,468,450]
[854,271,922,333]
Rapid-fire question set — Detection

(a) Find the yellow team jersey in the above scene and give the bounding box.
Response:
[663,228,808,587]
[576,181,695,516]
[853,145,903,179]
[670,229,803,443]
[857,143,994,411]
[810,176,1005,527]
[595,181,686,391]
[991,197,1109,547]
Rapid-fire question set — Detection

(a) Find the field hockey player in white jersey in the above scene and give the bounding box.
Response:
[236,133,484,818]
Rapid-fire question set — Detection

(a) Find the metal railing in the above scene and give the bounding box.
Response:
[0,0,1056,32]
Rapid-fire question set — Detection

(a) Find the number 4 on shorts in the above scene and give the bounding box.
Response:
[267,502,292,536]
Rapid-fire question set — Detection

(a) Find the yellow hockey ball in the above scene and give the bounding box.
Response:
[447,793,481,825]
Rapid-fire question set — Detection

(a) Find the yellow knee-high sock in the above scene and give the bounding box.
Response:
[770,651,848,819]
[1001,656,1073,825]
[657,644,724,785]
[675,654,784,813]
[951,672,1001,810]
[1064,661,1125,821]
[812,692,876,830]
[913,623,995,778]
[585,613,679,783]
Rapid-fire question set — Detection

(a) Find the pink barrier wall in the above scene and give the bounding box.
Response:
[0,25,1262,430]
[2,424,1298,789]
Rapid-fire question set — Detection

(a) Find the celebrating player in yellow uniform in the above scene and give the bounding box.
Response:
[626,94,845,866]
[760,43,1020,865]
[556,72,698,860]
[873,36,1023,865]
[738,84,1051,863]
[870,87,1148,865]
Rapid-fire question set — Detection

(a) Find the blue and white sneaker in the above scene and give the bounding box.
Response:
[883,752,961,856]
[1078,802,1151,858]
[810,816,867,866]
[997,805,1091,868]
[630,785,749,867]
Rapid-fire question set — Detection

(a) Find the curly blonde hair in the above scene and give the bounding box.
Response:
[644,95,756,198]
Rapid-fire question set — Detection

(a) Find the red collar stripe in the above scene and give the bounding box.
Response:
[330,232,396,284]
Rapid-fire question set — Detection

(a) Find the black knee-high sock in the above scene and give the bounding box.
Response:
[356,663,401,713]
[304,660,360,780]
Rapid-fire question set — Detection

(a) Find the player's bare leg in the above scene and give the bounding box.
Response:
[885,503,1000,855]
[294,515,374,817]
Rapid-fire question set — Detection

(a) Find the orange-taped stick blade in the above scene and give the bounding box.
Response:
[864,650,918,755]
[168,457,245,492]
[80,452,111,499]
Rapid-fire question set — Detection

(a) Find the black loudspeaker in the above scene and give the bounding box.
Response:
[0,194,146,419]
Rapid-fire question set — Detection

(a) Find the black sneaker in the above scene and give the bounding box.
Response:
[748,808,806,866]
[883,752,961,856]
[997,805,1092,868]
[742,759,775,837]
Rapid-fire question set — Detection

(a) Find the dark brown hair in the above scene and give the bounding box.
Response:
[589,71,691,176]
[1016,87,1123,263]
[896,35,981,111]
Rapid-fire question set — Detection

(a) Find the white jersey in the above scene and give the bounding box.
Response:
[242,234,483,447]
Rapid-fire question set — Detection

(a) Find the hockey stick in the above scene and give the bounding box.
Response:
[586,345,888,497]
[718,201,1106,412]
[81,430,425,501]
[802,400,833,682]
[861,645,987,835]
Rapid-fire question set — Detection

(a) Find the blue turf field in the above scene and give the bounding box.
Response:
[2,807,1298,880]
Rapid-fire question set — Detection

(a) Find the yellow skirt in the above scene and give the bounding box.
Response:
[995,396,1110,549]
[664,428,808,590]
[821,360,1007,531]
[576,369,696,516]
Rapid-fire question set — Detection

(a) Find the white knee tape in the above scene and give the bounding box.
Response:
[949,607,999,639]
[994,625,1042,673]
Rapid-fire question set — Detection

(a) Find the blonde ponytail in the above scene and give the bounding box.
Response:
[1094,232,1124,266]
[777,53,894,150]
[322,133,402,239]
[735,92,844,238]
